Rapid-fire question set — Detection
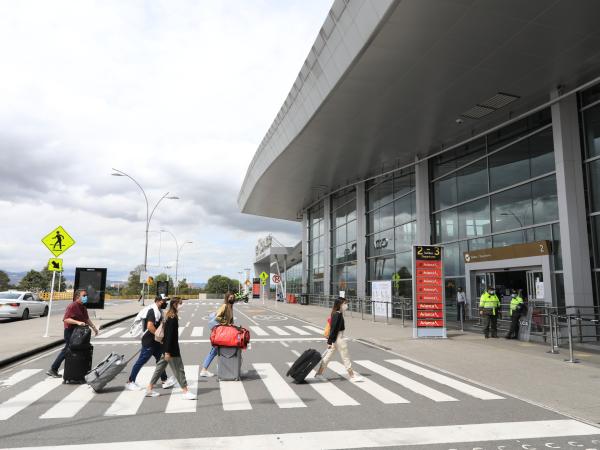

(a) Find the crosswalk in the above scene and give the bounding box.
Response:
[0,359,504,421]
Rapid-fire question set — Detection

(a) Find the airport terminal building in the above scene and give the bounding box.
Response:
[239,0,600,315]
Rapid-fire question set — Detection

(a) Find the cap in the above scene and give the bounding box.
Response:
[159,293,170,300]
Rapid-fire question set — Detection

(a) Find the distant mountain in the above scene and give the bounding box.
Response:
[5,271,26,284]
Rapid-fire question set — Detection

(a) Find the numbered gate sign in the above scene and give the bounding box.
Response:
[412,245,447,339]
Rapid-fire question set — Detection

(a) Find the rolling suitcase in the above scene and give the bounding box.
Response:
[85,352,126,392]
[64,345,93,384]
[286,348,322,384]
[217,347,242,381]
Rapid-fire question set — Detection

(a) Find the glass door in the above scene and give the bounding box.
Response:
[526,270,544,301]
[475,272,495,296]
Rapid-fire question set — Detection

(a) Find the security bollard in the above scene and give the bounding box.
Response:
[547,314,558,354]
[385,302,389,325]
[401,300,405,328]
[564,315,579,363]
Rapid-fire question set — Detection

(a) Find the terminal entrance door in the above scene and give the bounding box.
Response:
[526,270,544,301]
[475,273,495,297]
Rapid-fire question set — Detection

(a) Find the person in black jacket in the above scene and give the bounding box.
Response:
[314,297,364,382]
[146,297,196,400]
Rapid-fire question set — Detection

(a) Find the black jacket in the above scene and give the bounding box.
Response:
[163,316,180,357]
[327,311,345,345]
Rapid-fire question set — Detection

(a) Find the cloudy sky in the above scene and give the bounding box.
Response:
[0,0,332,283]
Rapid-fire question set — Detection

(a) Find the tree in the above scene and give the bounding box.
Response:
[18,270,46,291]
[40,267,66,292]
[0,270,10,291]
[150,273,174,296]
[125,265,144,295]
[205,275,239,294]
[177,278,189,294]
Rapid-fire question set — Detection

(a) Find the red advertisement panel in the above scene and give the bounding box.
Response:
[416,261,442,269]
[414,245,445,333]
[417,320,444,328]
[416,269,442,278]
[417,293,443,302]
[417,303,443,310]
[417,310,444,319]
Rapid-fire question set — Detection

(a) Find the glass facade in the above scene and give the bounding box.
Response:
[366,169,416,298]
[285,261,302,296]
[307,202,325,294]
[330,188,357,296]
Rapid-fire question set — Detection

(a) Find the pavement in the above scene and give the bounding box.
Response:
[0,298,598,449]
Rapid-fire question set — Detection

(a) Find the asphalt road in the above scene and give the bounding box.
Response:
[0,300,137,324]
[0,300,598,449]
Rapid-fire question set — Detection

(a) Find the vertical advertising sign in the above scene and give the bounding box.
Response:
[372,280,392,319]
[412,246,446,338]
[252,278,260,299]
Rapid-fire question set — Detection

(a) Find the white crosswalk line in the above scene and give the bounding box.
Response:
[291,350,301,357]
[249,326,268,336]
[220,381,252,411]
[0,369,42,387]
[253,363,306,409]
[284,326,311,336]
[166,365,199,414]
[303,325,324,334]
[386,359,504,400]
[355,360,458,402]
[191,327,204,337]
[286,363,359,406]
[267,326,290,336]
[178,327,185,337]
[105,367,154,416]
[327,362,409,404]
[0,377,63,420]
[96,327,126,339]
[120,331,133,338]
[40,384,96,418]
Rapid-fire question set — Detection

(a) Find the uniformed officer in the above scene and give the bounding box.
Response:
[479,286,500,338]
[505,289,525,339]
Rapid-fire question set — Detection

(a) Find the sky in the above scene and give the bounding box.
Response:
[0,0,333,283]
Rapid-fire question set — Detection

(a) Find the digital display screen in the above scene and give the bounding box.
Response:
[74,268,107,309]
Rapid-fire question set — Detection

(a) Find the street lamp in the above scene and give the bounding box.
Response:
[160,228,192,294]
[111,168,179,303]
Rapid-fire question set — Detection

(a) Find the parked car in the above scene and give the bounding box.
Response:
[0,291,48,320]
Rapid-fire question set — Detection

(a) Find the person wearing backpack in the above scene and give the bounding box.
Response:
[146,297,196,400]
[199,291,235,378]
[125,295,175,391]
[314,297,364,382]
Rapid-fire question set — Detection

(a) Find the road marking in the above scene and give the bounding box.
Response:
[253,363,306,409]
[0,369,42,387]
[94,337,325,345]
[104,367,153,416]
[355,360,458,402]
[178,327,184,337]
[120,331,134,338]
[286,363,359,407]
[291,350,301,357]
[327,362,408,404]
[249,326,268,336]
[219,381,252,411]
[40,384,96,418]
[185,321,190,327]
[386,359,504,400]
[166,365,199,414]
[233,308,260,325]
[96,327,126,339]
[303,325,324,334]
[0,377,63,420]
[284,325,311,335]
[267,326,290,336]
[191,327,204,337]
[280,341,289,348]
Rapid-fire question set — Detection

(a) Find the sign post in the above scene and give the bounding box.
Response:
[413,245,446,339]
[259,271,268,305]
[43,270,57,338]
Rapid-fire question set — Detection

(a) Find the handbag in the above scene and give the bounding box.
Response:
[210,325,251,349]
[154,321,165,344]
[69,326,92,350]
[323,316,331,338]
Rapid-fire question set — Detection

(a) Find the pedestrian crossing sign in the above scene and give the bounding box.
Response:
[259,271,268,281]
[42,226,76,257]
[47,258,63,272]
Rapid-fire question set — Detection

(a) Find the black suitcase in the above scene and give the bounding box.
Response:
[286,348,321,384]
[64,345,93,384]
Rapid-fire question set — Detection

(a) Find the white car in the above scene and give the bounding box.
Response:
[0,291,48,320]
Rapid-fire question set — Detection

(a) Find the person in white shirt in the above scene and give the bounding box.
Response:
[456,287,467,321]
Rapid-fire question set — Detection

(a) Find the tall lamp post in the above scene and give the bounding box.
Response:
[160,228,192,294]
[111,168,179,304]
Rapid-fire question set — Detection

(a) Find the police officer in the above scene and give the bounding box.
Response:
[479,286,500,338]
[505,289,525,339]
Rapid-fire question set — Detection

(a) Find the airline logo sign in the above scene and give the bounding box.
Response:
[413,245,447,338]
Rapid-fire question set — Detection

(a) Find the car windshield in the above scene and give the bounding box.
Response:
[0,293,21,300]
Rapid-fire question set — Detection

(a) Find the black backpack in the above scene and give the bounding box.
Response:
[69,326,92,350]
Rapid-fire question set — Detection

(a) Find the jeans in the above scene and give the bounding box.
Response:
[319,332,352,372]
[203,346,218,369]
[150,356,187,388]
[51,328,74,372]
[129,342,167,383]
[457,302,466,321]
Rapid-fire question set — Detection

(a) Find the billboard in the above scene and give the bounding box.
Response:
[74,267,107,310]
[412,246,446,338]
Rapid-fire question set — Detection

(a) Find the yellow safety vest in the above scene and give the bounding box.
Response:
[479,292,500,315]
[510,296,524,316]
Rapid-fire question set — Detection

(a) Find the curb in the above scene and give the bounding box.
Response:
[0,313,138,370]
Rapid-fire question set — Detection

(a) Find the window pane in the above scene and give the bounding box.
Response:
[458,198,490,240]
[456,158,488,203]
[583,104,600,158]
[491,184,533,232]
[433,174,457,211]
[394,280,412,298]
[395,252,412,279]
[347,220,357,243]
[368,211,377,234]
[395,221,416,252]
[368,178,393,211]
[394,194,413,226]
[459,241,467,276]
[443,243,459,277]
[368,229,394,258]
[489,138,530,191]
[529,128,555,177]
[533,225,552,241]
[394,172,414,198]
[587,159,600,213]
[380,202,394,231]
[469,237,492,251]
[532,176,558,224]
[369,255,395,281]
[493,230,524,247]
[439,208,458,242]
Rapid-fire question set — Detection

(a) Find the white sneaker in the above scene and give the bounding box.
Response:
[182,391,197,400]
[199,369,214,378]
[125,382,142,391]
[162,377,176,389]
[145,390,160,397]
[350,375,365,383]
[313,373,326,381]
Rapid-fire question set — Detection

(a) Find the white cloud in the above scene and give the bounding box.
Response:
[0,0,329,281]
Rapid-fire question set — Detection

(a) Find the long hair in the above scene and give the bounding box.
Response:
[223,291,235,305]
[166,297,182,320]
[330,297,346,316]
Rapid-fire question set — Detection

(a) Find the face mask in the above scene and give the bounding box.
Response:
[511,294,517,298]
[81,295,88,304]
[160,301,167,309]
[228,299,235,305]
[488,291,494,295]
[341,303,348,312]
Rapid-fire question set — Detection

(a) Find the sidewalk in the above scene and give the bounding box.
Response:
[0,300,142,365]
[260,299,600,424]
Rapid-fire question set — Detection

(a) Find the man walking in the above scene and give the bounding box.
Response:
[46,289,98,377]
[456,287,466,322]
[479,286,500,339]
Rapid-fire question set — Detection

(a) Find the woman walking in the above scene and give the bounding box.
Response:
[315,297,363,382]
[146,297,196,399]
[199,291,235,377]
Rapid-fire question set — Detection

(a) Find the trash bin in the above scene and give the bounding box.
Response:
[301,294,309,305]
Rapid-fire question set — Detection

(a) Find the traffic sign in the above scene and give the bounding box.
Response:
[261,279,267,286]
[259,271,268,281]
[47,258,63,272]
[42,226,75,257]
[272,274,281,284]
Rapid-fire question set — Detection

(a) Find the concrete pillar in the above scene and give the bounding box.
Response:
[551,90,594,309]
[415,157,431,245]
[301,212,309,294]
[356,182,367,298]
[323,196,332,296]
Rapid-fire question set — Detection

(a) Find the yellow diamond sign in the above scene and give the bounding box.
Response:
[42,226,75,257]
[48,258,63,272]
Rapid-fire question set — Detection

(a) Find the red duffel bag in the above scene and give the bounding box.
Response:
[210,325,251,349]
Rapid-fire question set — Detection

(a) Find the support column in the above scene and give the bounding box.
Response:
[356,182,367,298]
[323,196,332,296]
[301,211,309,294]
[551,90,594,309]
[415,157,431,245]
